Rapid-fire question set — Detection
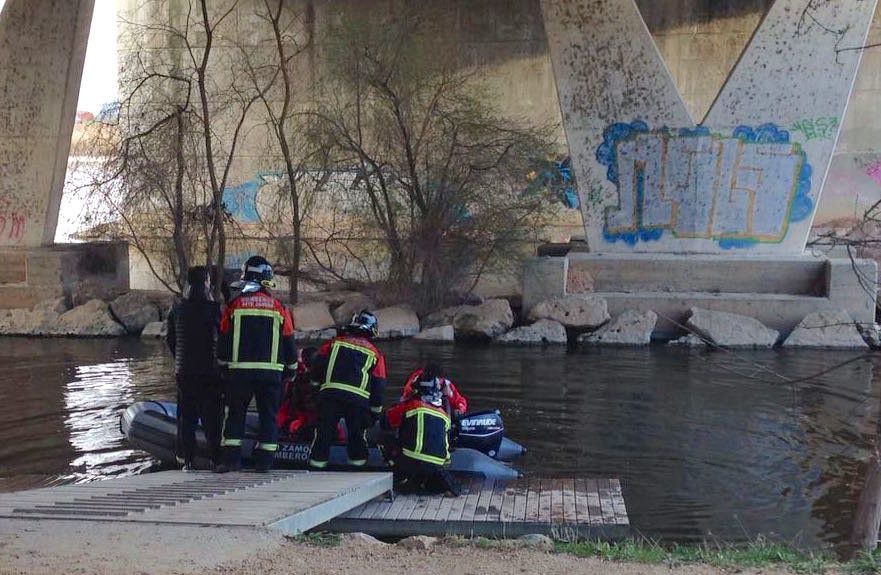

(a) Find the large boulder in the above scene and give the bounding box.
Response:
[858,322,881,349]
[453,299,514,340]
[374,305,421,339]
[413,325,455,342]
[110,291,161,335]
[0,308,59,336]
[56,300,126,337]
[495,319,567,345]
[331,293,377,326]
[70,278,126,308]
[783,310,869,349]
[140,321,167,339]
[33,297,69,315]
[686,307,779,348]
[527,295,610,329]
[421,305,466,330]
[580,310,657,346]
[290,301,335,332]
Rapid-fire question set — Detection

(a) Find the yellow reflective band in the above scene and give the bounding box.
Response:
[348,459,367,467]
[256,443,278,451]
[309,459,327,468]
[320,381,371,398]
[222,438,242,447]
[402,448,448,466]
[228,361,285,371]
[231,308,283,367]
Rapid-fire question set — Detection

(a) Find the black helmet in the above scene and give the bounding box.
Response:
[416,371,443,407]
[241,255,275,289]
[347,309,378,338]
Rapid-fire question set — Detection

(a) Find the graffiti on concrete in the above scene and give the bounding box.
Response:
[597,121,813,248]
[526,156,579,209]
[790,116,839,141]
[223,173,283,224]
[0,210,27,243]
[866,158,881,187]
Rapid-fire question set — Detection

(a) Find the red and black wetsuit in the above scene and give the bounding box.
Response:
[308,334,387,468]
[218,289,296,470]
[400,368,468,415]
[276,359,320,438]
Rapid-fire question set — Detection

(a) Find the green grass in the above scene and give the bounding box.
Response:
[848,549,881,574]
[554,538,836,574]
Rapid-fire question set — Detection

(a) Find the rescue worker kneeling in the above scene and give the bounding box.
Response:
[309,311,386,469]
[382,376,460,496]
[217,256,296,473]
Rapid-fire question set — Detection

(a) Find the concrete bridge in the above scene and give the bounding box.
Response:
[0,0,878,317]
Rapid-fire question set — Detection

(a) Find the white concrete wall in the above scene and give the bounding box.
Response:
[543,0,877,254]
[0,0,93,247]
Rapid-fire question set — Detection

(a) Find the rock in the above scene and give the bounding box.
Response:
[331,293,377,327]
[413,325,455,342]
[686,307,779,348]
[580,310,657,346]
[33,297,69,315]
[140,321,167,339]
[374,305,421,339]
[293,328,337,341]
[783,310,869,349]
[291,301,335,332]
[421,305,466,330]
[858,322,881,349]
[110,291,161,335]
[70,278,126,307]
[0,308,59,336]
[340,532,388,547]
[495,319,567,345]
[453,299,514,340]
[527,295,610,329]
[669,333,705,347]
[56,300,126,337]
[517,533,554,551]
[397,535,437,550]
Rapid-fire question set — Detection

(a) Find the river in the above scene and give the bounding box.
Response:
[0,336,876,549]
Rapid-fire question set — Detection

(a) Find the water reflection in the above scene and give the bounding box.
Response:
[0,337,877,549]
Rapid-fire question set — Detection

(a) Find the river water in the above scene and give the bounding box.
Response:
[0,336,877,549]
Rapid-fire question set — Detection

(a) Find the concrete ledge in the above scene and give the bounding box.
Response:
[522,254,878,339]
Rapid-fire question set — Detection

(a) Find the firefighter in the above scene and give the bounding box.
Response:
[308,310,386,469]
[383,374,459,495]
[400,363,468,419]
[166,266,222,470]
[216,255,296,473]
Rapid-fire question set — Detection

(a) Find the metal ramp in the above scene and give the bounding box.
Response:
[0,470,392,535]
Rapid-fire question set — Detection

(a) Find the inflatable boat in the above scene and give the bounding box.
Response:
[120,401,525,480]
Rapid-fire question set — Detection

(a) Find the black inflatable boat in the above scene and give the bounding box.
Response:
[120,401,525,480]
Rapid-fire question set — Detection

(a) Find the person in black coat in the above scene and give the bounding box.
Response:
[166,266,223,469]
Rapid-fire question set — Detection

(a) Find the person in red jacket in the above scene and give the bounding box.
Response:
[384,375,460,495]
[217,256,296,473]
[400,363,468,418]
[276,347,320,440]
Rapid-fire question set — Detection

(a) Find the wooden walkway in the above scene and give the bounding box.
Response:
[326,477,629,538]
[0,470,391,536]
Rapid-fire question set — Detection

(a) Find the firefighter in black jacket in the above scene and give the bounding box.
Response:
[166,266,222,470]
[309,310,386,469]
[217,256,297,473]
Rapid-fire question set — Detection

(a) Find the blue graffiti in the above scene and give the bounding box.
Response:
[596,120,814,248]
[526,156,580,209]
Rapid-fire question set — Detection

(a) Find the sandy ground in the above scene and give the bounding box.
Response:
[0,519,816,575]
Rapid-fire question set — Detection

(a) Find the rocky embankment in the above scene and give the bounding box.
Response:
[0,289,877,349]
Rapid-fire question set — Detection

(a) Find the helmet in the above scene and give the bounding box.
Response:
[241,255,275,289]
[347,309,379,338]
[416,371,443,407]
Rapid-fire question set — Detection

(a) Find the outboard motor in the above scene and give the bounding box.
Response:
[455,410,505,458]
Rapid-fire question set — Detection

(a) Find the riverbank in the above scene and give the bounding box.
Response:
[1,520,876,575]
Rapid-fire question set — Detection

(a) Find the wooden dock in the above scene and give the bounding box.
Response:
[326,477,630,538]
[0,470,391,536]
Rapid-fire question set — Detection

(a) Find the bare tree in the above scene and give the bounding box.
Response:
[310,7,559,310]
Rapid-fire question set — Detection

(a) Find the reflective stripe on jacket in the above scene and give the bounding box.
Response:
[384,398,451,466]
[218,290,296,382]
[315,335,386,411]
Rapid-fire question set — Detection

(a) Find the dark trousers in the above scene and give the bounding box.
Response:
[222,378,282,470]
[309,397,371,468]
[393,457,460,496]
[176,374,223,466]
